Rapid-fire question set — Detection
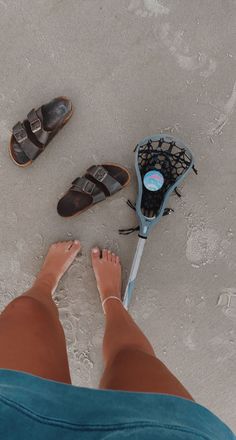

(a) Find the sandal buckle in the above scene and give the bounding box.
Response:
[73,177,95,195]
[83,180,95,194]
[92,166,107,182]
[30,117,42,133]
[13,124,28,143]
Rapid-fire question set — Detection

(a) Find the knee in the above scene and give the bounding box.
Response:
[100,348,144,390]
[109,346,153,365]
[4,296,45,317]
[106,347,146,373]
[110,348,133,364]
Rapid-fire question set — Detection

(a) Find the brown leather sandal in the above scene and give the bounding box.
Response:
[57,164,131,217]
[9,96,73,167]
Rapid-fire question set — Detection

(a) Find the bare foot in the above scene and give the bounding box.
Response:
[91,247,122,311]
[36,241,81,291]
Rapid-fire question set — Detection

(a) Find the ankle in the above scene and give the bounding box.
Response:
[102,296,123,314]
[101,288,121,298]
[34,272,57,292]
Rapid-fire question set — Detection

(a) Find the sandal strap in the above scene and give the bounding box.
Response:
[27,108,50,145]
[86,165,122,195]
[12,122,43,161]
[71,176,106,203]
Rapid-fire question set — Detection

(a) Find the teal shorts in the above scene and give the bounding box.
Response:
[0,369,234,439]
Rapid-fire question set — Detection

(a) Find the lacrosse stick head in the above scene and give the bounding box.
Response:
[135,134,195,238]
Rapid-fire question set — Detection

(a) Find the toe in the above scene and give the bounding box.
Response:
[107,250,112,262]
[65,241,74,251]
[69,240,81,253]
[51,242,63,251]
[91,247,100,263]
[115,255,120,264]
[102,249,108,261]
[111,253,116,263]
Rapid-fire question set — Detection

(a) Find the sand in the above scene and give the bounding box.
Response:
[0,0,235,431]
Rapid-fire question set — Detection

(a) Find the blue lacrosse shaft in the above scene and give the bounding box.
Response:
[123,237,146,310]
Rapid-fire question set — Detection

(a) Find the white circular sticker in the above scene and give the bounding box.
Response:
[143,170,164,192]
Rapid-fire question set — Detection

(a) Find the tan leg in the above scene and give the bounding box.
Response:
[0,241,80,384]
[91,247,194,400]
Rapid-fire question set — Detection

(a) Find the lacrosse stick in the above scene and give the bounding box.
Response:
[122,134,196,310]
